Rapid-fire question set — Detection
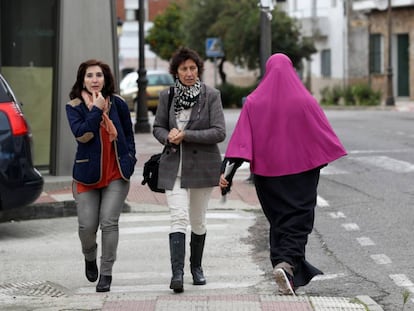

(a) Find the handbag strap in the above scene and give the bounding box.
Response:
[168,86,174,111]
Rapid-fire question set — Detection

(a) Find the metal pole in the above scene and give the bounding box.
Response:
[260,4,272,78]
[385,0,395,106]
[135,0,151,133]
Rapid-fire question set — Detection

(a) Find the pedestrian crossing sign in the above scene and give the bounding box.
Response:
[206,37,224,58]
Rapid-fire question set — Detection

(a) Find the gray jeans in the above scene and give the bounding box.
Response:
[73,179,130,276]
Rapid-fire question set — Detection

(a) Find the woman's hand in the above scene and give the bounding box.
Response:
[93,91,106,110]
[168,128,185,145]
[219,174,229,190]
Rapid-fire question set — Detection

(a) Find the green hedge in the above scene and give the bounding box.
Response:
[320,84,381,106]
[217,83,257,108]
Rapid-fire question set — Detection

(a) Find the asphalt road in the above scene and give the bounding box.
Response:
[220,108,414,310]
[301,109,414,310]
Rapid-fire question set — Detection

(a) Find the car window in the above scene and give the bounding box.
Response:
[0,75,16,103]
[147,74,174,86]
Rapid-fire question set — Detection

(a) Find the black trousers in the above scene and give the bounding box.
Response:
[254,168,323,287]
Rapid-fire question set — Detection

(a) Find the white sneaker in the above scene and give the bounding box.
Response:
[273,268,296,295]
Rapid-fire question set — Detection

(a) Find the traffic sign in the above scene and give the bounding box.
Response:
[205,38,224,58]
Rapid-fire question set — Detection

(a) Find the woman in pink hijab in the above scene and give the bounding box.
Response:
[220,53,346,295]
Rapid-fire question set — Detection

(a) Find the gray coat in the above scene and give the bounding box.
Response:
[153,83,226,190]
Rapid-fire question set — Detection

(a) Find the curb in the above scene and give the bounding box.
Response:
[356,296,385,311]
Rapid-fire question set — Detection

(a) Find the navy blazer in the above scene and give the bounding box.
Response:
[66,95,136,185]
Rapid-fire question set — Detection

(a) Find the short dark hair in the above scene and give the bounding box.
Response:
[69,59,115,100]
[169,47,204,78]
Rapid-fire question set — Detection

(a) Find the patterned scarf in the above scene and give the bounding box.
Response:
[174,78,201,115]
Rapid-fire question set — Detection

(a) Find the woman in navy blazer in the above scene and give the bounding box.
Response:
[66,59,136,293]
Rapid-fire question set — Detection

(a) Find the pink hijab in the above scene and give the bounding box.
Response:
[225,53,347,176]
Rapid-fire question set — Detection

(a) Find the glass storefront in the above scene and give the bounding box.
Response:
[0,0,57,169]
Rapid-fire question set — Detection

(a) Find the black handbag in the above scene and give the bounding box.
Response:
[141,87,174,193]
[141,152,164,193]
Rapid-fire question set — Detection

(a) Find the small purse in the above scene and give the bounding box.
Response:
[141,152,164,193]
[141,87,174,193]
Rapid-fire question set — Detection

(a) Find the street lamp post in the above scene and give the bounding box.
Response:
[135,0,151,133]
[260,0,273,77]
[385,0,395,106]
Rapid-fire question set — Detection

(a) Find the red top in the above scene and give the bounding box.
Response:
[76,125,122,193]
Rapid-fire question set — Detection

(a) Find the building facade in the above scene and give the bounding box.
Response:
[284,0,413,102]
[351,0,413,101]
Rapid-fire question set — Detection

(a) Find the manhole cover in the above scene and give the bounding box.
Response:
[0,280,68,297]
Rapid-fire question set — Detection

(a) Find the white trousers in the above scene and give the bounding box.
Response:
[166,177,213,235]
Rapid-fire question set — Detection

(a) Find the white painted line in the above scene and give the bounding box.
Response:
[206,212,256,220]
[317,196,329,208]
[312,273,346,281]
[389,274,414,287]
[353,156,414,173]
[120,212,255,223]
[342,223,360,231]
[76,281,257,294]
[120,223,228,234]
[370,254,392,265]
[348,149,412,154]
[329,212,346,219]
[320,166,348,175]
[50,193,74,201]
[356,237,375,246]
[120,214,170,222]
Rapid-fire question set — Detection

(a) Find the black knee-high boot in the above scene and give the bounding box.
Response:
[169,232,185,293]
[190,232,206,285]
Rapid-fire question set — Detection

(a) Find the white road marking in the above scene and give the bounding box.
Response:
[121,223,228,234]
[76,281,257,294]
[321,166,348,175]
[50,193,74,201]
[348,149,412,154]
[312,273,346,281]
[389,274,414,287]
[120,212,255,223]
[329,212,346,219]
[370,254,392,265]
[356,237,375,246]
[317,196,329,208]
[352,156,414,173]
[342,223,360,231]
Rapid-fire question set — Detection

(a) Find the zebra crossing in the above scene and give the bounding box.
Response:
[75,210,269,295]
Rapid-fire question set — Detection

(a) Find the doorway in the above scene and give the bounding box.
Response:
[397,34,409,97]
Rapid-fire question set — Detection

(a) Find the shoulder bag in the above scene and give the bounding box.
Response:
[141,87,174,193]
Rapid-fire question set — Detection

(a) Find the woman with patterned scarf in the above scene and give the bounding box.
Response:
[153,47,226,293]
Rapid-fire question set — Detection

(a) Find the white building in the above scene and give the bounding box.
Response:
[283,0,349,99]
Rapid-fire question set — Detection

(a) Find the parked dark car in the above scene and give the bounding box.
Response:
[0,73,43,211]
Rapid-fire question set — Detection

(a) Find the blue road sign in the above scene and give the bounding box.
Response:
[206,38,224,58]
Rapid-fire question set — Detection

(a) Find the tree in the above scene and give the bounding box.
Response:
[146,1,316,81]
[181,0,229,83]
[145,2,185,61]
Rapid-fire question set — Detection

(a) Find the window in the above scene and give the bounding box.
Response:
[369,34,383,74]
[321,49,331,77]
